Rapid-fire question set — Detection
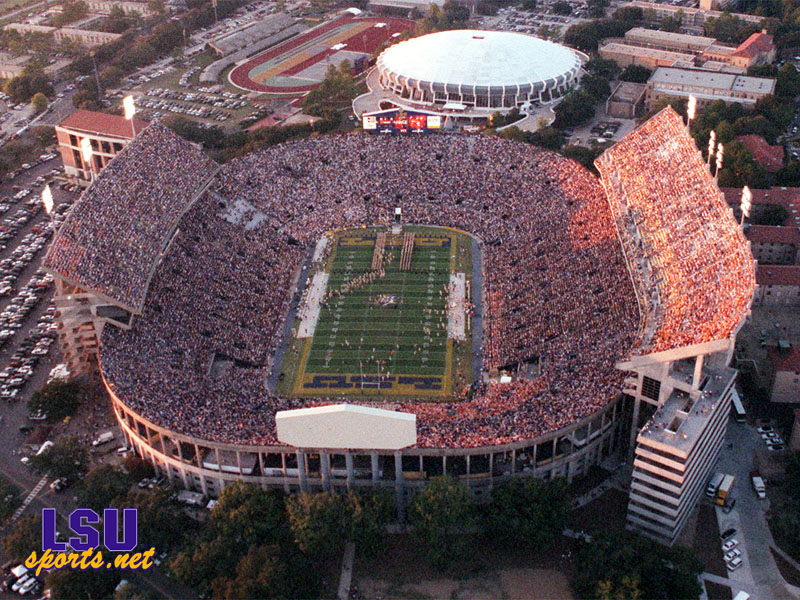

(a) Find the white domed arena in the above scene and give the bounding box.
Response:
[376,30,585,110]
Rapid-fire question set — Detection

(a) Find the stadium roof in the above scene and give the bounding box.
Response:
[378,30,581,88]
[43,122,219,313]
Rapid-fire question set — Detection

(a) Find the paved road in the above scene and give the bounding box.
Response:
[714,414,799,600]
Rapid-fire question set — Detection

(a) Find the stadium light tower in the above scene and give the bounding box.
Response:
[41,184,53,217]
[123,95,137,138]
[707,130,716,168]
[714,143,724,183]
[687,95,697,127]
[740,185,752,226]
[80,137,95,183]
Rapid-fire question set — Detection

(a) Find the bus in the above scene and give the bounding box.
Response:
[731,390,746,423]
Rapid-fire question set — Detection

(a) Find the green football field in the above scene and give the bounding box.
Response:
[283,226,473,398]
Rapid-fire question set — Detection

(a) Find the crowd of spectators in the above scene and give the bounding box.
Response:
[95,131,645,448]
[43,122,220,312]
[596,107,756,355]
[53,116,753,450]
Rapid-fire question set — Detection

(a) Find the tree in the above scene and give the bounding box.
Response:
[46,567,120,600]
[612,6,642,22]
[209,482,288,549]
[572,531,703,600]
[703,14,760,43]
[121,455,154,480]
[28,436,89,480]
[3,69,53,104]
[483,478,570,552]
[28,381,81,422]
[286,491,350,561]
[53,1,88,27]
[1,514,41,562]
[620,64,652,83]
[521,0,536,10]
[218,545,296,599]
[581,72,612,102]
[552,0,571,15]
[76,465,132,513]
[111,489,193,552]
[31,92,48,113]
[554,90,596,128]
[408,475,475,569]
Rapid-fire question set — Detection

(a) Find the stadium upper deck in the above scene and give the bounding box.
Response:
[44,108,754,450]
[595,108,755,357]
[42,122,219,312]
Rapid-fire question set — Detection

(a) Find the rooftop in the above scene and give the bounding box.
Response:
[733,31,774,59]
[58,110,148,140]
[757,264,800,287]
[769,345,800,372]
[378,30,582,87]
[737,134,784,172]
[746,224,800,245]
[649,66,776,96]
[638,363,737,457]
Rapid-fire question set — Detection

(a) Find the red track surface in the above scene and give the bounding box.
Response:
[229,14,415,94]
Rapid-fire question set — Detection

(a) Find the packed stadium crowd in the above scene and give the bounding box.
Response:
[96,131,645,448]
[61,113,752,449]
[596,108,756,354]
[43,123,220,311]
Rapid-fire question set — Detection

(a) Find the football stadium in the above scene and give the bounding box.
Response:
[43,108,755,516]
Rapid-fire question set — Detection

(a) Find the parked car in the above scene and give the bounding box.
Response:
[721,527,737,540]
[722,539,739,552]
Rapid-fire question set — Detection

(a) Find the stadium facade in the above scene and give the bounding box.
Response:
[375,30,584,111]
[44,108,755,545]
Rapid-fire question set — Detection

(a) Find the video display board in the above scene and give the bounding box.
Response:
[362,109,442,133]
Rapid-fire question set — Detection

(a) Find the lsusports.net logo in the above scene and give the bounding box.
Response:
[24,508,155,577]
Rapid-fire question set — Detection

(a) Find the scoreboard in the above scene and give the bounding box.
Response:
[362,108,442,133]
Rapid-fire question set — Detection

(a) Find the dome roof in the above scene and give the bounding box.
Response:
[378,29,582,87]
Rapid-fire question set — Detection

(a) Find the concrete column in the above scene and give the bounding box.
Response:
[511,449,516,474]
[321,451,331,491]
[692,354,705,390]
[371,452,379,483]
[394,452,403,516]
[297,450,308,492]
[282,452,290,494]
[628,395,642,463]
[345,453,354,490]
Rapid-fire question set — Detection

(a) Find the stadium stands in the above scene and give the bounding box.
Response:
[43,122,219,312]
[596,107,755,355]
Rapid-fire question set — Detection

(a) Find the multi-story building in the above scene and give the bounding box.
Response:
[3,23,120,47]
[56,110,147,186]
[624,1,764,29]
[599,28,775,72]
[753,265,800,307]
[768,346,800,403]
[622,351,739,545]
[747,225,800,265]
[645,67,775,109]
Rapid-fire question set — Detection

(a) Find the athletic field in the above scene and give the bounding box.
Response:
[280,226,473,399]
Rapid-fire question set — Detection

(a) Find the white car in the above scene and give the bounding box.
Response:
[757,425,773,434]
[722,538,739,552]
[724,548,742,561]
[726,556,743,571]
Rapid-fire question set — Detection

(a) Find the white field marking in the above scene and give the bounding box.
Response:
[447,273,466,341]
[312,234,329,263]
[297,272,329,338]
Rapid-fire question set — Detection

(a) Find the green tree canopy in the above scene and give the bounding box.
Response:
[572,530,703,599]
[1,514,41,562]
[408,475,475,569]
[76,465,132,513]
[28,436,89,480]
[483,478,571,552]
[28,381,81,422]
